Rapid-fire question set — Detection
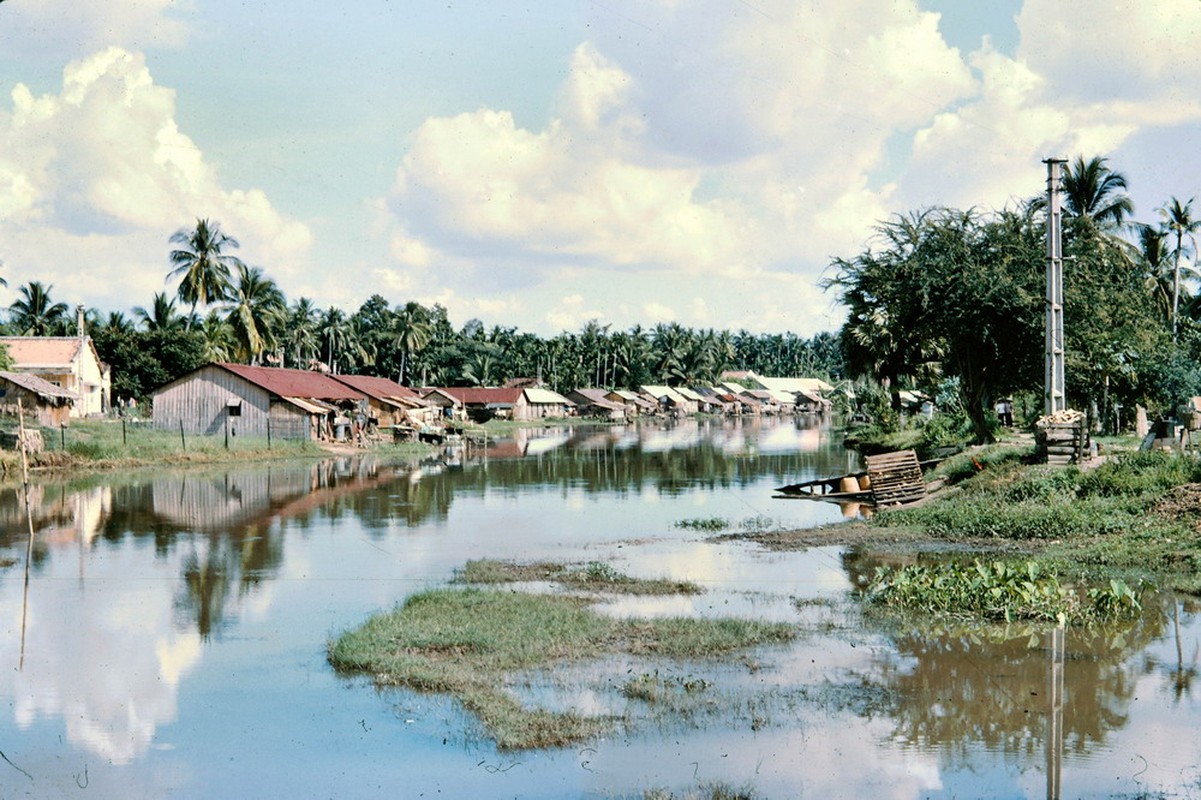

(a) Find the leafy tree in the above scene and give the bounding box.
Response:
[168,218,241,325]
[827,207,1045,442]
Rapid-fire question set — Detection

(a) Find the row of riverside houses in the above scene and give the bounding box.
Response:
[149,364,834,442]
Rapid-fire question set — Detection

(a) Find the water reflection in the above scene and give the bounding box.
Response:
[0,417,1196,797]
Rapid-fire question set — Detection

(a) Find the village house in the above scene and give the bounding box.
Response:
[328,374,435,428]
[640,385,698,415]
[151,363,367,440]
[0,370,77,427]
[0,335,111,417]
[565,389,627,420]
[431,386,575,422]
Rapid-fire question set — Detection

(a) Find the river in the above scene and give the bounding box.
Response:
[0,416,1196,798]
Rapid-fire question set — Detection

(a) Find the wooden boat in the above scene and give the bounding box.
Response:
[774,471,873,502]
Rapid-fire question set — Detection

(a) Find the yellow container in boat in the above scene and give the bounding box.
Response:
[839,476,859,494]
[858,475,872,491]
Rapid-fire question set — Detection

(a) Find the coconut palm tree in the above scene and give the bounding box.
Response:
[9,281,69,336]
[133,292,186,333]
[222,265,285,364]
[388,302,432,385]
[284,297,320,369]
[1135,223,1174,325]
[318,307,353,373]
[1061,156,1134,229]
[197,310,236,362]
[168,218,242,327]
[1159,196,1201,339]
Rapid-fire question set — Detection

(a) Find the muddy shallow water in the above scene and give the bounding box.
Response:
[0,417,1197,799]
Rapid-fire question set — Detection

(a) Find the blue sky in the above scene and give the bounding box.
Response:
[2,0,1199,337]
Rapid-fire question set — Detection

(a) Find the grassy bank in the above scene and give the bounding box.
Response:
[737,443,1201,597]
[0,418,432,476]
[328,563,794,750]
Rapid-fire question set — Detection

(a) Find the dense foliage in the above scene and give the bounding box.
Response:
[828,156,1201,441]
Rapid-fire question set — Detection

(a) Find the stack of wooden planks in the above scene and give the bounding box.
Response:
[863,449,926,506]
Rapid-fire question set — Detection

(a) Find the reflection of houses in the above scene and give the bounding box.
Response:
[150,363,366,439]
[0,335,111,416]
[0,370,77,426]
[329,374,434,427]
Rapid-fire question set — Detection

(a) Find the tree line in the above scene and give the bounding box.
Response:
[826,155,1201,442]
[0,219,842,402]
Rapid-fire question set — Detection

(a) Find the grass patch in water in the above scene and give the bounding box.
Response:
[457,558,703,596]
[329,587,793,749]
[676,517,730,531]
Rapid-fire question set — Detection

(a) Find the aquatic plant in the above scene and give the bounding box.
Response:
[675,517,730,531]
[865,559,1141,624]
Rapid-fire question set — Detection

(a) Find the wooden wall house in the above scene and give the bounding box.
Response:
[0,371,77,427]
[151,363,366,440]
[436,387,528,421]
[522,388,575,419]
[329,374,432,428]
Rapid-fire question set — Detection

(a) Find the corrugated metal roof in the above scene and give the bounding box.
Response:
[0,370,77,402]
[216,363,364,400]
[437,387,523,405]
[281,396,336,414]
[329,374,420,401]
[524,388,573,405]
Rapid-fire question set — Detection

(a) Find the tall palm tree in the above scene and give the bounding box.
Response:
[388,302,432,385]
[1061,155,1134,229]
[9,281,69,335]
[133,292,186,333]
[200,309,237,362]
[222,265,285,364]
[1135,224,1174,325]
[318,307,353,374]
[285,297,320,369]
[168,218,242,326]
[1159,196,1201,339]
[99,311,135,336]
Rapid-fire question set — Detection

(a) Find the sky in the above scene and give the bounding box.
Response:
[1,0,1200,338]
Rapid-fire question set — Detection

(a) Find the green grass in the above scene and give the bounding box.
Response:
[874,449,1201,593]
[456,558,704,596]
[0,417,431,476]
[675,517,731,532]
[328,586,795,749]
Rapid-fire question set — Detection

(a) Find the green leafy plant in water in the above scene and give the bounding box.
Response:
[675,517,730,531]
[866,559,1142,624]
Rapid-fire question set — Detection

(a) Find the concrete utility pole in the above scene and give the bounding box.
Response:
[1044,158,1067,415]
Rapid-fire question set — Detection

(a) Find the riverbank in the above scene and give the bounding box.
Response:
[725,442,1201,595]
[0,417,435,477]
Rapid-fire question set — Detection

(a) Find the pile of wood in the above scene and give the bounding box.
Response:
[863,449,926,506]
[1036,409,1086,465]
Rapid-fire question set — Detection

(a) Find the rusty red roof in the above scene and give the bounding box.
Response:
[437,387,523,405]
[216,363,365,400]
[329,374,420,400]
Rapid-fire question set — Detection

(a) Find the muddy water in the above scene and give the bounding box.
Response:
[0,416,1196,799]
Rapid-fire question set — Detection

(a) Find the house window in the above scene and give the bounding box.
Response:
[227,399,242,417]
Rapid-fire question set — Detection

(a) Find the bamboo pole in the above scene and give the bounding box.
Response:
[18,401,36,671]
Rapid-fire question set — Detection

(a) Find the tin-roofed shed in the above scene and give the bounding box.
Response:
[151,363,366,440]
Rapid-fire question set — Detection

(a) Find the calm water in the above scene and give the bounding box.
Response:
[0,417,1197,799]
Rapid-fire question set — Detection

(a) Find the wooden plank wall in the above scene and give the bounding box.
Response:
[864,449,926,506]
[151,366,284,438]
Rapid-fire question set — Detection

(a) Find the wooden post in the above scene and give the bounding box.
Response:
[224,416,229,450]
[59,423,65,450]
[122,417,127,446]
[18,401,36,670]
[267,417,272,449]
[179,419,186,451]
